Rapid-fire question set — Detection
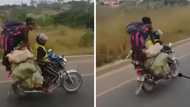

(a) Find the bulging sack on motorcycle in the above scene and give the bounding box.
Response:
[31,71,44,88]
[150,53,170,77]
[7,48,34,64]
[145,43,163,58]
[11,60,43,88]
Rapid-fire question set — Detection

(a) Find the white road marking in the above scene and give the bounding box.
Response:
[82,73,94,77]
[97,79,135,98]
[67,60,93,64]
[178,54,190,59]
[66,55,93,58]
[97,52,190,98]
[97,64,133,80]
[97,59,129,73]
[0,80,12,84]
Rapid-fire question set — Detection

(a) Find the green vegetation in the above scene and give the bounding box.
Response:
[97,5,190,67]
[0,1,94,55]
[55,2,94,28]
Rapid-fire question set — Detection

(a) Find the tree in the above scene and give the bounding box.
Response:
[57,0,65,4]
[30,0,38,7]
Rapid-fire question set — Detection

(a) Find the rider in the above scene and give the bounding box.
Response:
[127,17,153,81]
[35,33,59,89]
[150,29,163,44]
[1,17,35,77]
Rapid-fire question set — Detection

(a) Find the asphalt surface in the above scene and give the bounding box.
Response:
[97,41,190,107]
[0,55,94,107]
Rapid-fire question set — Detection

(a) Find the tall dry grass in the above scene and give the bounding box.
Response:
[97,5,190,67]
[29,25,93,55]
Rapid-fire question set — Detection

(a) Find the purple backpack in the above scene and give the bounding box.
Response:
[1,21,24,53]
[127,22,147,34]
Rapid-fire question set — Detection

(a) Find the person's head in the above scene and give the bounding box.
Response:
[142,17,153,33]
[36,33,48,45]
[142,17,152,24]
[25,17,35,30]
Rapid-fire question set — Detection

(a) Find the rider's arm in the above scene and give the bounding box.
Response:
[23,31,30,49]
[37,47,46,61]
[21,25,31,50]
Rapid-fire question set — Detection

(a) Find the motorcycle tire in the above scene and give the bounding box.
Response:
[61,72,83,93]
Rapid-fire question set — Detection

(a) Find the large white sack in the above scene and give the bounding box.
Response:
[145,43,163,58]
[7,48,34,63]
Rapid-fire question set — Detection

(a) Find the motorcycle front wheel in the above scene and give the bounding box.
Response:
[61,72,83,92]
[170,58,180,78]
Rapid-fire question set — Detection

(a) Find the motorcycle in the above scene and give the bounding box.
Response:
[135,43,180,95]
[11,49,83,97]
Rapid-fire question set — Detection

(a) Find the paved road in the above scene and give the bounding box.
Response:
[97,41,190,107]
[0,55,94,107]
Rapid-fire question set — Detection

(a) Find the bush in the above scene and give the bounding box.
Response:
[9,9,28,21]
[79,30,94,47]
[54,2,94,29]
[19,13,56,26]
[36,15,56,26]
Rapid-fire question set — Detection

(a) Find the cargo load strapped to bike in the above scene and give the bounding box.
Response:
[7,48,44,89]
[144,44,170,77]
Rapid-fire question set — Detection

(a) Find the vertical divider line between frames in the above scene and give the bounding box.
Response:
[94,0,97,107]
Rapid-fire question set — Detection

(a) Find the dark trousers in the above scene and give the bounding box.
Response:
[2,52,11,71]
[38,61,59,87]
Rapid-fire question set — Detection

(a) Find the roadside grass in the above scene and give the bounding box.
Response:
[29,25,93,55]
[97,5,190,67]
